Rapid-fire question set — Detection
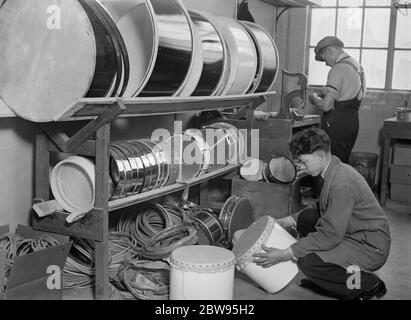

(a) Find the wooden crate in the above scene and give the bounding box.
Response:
[231,176,304,220]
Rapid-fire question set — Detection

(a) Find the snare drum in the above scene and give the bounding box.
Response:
[192,209,225,246]
[233,215,298,293]
[219,195,254,244]
[169,245,235,300]
[264,155,297,184]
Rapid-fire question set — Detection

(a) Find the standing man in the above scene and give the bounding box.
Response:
[253,128,390,300]
[308,36,366,163]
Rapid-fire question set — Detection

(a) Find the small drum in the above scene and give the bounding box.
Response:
[192,209,225,246]
[169,245,235,300]
[264,155,296,184]
[219,195,254,244]
[233,215,298,293]
[232,229,246,247]
[240,159,267,181]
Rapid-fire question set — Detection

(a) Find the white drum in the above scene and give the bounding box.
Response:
[233,215,298,293]
[50,156,95,213]
[169,245,235,300]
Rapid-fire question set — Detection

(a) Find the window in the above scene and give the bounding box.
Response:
[308,0,411,91]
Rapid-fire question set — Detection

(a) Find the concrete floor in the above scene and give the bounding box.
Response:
[64,200,411,300]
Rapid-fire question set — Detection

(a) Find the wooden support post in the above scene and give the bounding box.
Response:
[94,123,111,300]
[380,129,391,206]
[32,129,50,228]
[246,103,254,158]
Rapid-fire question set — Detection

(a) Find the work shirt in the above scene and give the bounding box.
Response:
[325,52,365,102]
[291,156,391,271]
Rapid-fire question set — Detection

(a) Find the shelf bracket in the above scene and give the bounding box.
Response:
[42,100,125,154]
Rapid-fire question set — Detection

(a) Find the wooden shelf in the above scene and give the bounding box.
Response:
[56,92,275,121]
[109,164,240,212]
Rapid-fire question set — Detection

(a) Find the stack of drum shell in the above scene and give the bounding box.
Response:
[0,0,279,123]
[109,139,170,199]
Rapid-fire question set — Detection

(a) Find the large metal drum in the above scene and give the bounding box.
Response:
[0,0,122,122]
[188,10,226,97]
[139,0,202,97]
[213,17,257,96]
[97,0,158,97]
[239,21,279,94]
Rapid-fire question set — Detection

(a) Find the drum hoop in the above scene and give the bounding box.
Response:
[234,216,275,270]
[267,155,297,184]
[121,141,145,194]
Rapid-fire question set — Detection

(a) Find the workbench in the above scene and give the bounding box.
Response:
[380,117,411,206]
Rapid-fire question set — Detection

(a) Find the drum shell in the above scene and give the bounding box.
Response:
[192,210,225,245]
[264,156,297,184]
[234,217,298,293]
[169,245,235,300]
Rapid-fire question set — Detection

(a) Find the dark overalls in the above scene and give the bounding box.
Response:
[321,58,364,163]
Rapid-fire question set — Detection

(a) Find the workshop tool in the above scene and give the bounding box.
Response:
[277,69,308,120]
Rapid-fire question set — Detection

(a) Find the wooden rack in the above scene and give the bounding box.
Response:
[32,92,275,300]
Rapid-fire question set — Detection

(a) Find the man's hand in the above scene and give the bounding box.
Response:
[252,245,293,268]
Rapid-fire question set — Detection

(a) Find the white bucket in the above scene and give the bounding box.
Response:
[233,216,298,293]
[169,245,235,300]
[50,156,95,214]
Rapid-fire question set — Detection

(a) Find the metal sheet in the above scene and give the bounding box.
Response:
[214,17,257,96]
[140,0,195,97]
[189,10,226,96]
[240,21,279,93]
[98,0,158,97]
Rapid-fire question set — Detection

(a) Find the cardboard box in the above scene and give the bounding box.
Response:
[0,225,71,300]
[231,176,304,220]
[393,143,411,166]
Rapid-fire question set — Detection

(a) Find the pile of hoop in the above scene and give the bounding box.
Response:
[0,0,280,122]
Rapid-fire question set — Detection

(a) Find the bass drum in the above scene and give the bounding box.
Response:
[219,195,254,245]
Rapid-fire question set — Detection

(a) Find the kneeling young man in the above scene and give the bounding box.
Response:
[253,128,391,300]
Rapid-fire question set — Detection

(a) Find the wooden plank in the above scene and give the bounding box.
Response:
[64,103,123,153]
[232,177,293,220]
[47,139,96,156]
[62,93,274,119]
[94,124,111,300]
[32,209,103,241]
[34,130,50,203]
[390,165,411,185]
[109,164,241,212]
[380,132,391,206]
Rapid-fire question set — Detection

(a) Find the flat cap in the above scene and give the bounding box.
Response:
[314,36,344,61]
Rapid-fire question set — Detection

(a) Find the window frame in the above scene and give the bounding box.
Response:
[306,1,410,92]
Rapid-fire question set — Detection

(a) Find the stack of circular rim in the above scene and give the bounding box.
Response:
[109,139,170,199]
[204,122,245,167]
